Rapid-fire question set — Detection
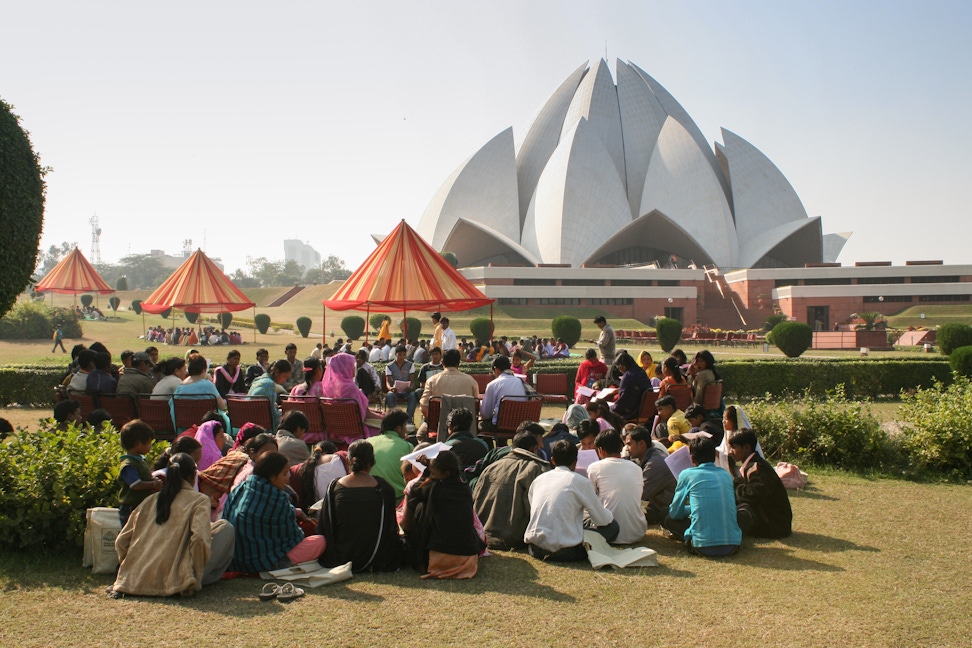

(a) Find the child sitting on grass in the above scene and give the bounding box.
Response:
[117,420,163,526]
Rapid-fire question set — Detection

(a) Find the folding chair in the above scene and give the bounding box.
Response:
[481,395,542,448]
[425,396,442,440]
[97,393,137,428]
[172,395,218,430]
[668,383,694,411]
[281,396,326,440]
[226,395,275,431]
[534,373,570,407]
[70,393,98,420]
[627,390,659,426]
[702,381,724,411]
[320,398,366,444]
[137,395,177,440]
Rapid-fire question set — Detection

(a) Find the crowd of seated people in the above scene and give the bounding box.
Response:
[75,304,106,320]
[144,326,242,346]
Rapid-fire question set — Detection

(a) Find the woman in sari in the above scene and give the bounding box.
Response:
[320,353,382,438]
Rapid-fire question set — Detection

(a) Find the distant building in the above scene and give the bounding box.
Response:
[150,249,223,271]
[284,239,321,272]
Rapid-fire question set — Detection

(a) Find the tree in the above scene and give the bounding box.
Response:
[321,255,351,282]
[115,276,128,291]
[36,242,73,275]
[0,99,47,319]
[108,296,120,314]
[254,313,271,334]
[655,317,683,352]
[230,268,260,289]
[295,316,312,338]
[110,254,169,290]
[441,251,459,268]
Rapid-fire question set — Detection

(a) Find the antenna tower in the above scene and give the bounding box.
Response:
[89,214,102,264]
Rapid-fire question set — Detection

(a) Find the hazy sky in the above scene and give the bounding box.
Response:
[3,1,970,275]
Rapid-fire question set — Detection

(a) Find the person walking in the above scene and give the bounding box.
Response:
[52,325,67,353]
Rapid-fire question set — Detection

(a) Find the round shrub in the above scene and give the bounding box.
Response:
[341,315,365,340]
[184,311,199,324]
[369,313,388,332]
[763,313,788,333]
[655,317,683,352]
[160,307,173,319]
[295,316,312,338]
[441,251,458,268]
[79,294,93,308]
[403,316,421,342]
[254,313,271,334]
[949,346,972,378]
[115,276,128,291]
[0,302,82,340]
[218,312,232,328]
[772,321,813,358]
[551,315,582,347]
[900,376,972,475]
[470,317,493,343]
[131,299,142,315]
[0,100,46,320]
[937,323,972,356]
[108,296,120,313]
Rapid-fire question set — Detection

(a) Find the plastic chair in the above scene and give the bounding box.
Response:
[535,373,570,407]
[281,396,326,440]
[172,395,218,430]
[702,381,724,411]
[627,390,658,426]
[668,383,694,411]
[470,373,493,394]
[481,395,542,447]
[137,395,177,440]
[320,398,366,443]
[97,393,137,427]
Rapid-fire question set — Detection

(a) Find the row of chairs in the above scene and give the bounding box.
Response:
[467,372,571,407]
[625,381,724,426]
[64,392,369,443]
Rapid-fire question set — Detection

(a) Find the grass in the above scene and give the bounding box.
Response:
[885,304,972,329]
[1,471,970,647]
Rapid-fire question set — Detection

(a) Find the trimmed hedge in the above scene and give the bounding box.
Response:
[771,321,812,358]
[937,323,972,356]
[403,317,421,342]
[341,316,365,340]
[254,313,271,334]
[655,317,682,352]
[551,316,582,347]
[295,316,312,338]
[0,302,82,339]
[469,317,493,343]
[0,365,66,406]
[949,346,972,378]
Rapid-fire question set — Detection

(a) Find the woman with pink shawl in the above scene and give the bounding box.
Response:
[193,419,228,472]
[321,353,383,439]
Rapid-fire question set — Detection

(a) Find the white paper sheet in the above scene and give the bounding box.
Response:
[400,442,452,472]
[583,530,659,569]
[664,445,694,479]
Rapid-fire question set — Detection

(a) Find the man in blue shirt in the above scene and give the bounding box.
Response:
[663,436,741,557]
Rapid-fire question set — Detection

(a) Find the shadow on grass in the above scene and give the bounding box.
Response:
[779,531,879,553]
[790,487,839,502]
[734,545,844,572]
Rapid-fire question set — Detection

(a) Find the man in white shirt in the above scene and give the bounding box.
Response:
[440,316,457,351]
[380,340,393,362]
[368,341,384,363]
[587,429,649,544]
[525,440,619,561]
[479,356,527,431]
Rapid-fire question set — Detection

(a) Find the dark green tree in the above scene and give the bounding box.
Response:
[115,276,128,291]
[218,312,233,328]
[185,311,199,324]
[551,316,582,347]
[655,317,683,352]
[295,316,312,338]
[441,251,459,268]
[470,317,493,343]
[80,294,93,308]
[254,313,271,334]
[131,299,142,315]
[0,99,47,318]
[108,296,120,313]
[341,315,365,340]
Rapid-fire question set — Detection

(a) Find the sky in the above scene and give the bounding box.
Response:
[3,1,971,275]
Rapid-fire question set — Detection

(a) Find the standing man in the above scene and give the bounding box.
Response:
[52,325,67,353]
[431,312,443,351]
[440,317,457,351]
[593,316,615,364]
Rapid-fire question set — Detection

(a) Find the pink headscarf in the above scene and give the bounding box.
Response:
[194,420,224,472]
[320,353,369,420]
[229,422,263,453]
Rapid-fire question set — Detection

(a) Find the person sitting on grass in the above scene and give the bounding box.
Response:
[367,410,414,502]
[577,419,599,451]
[444,407,489,471]
[728,429,792,539]
[524,440,618,562]
[663,436,742,558]
[653,395,691,449]
[275,410,310,467]
[110,453,235,598]
[587,429,648,544]
[53,399,85,431]
[222,451,326,573]
[473,430,551,550]
[117,420,164,526]
[401,450,484,578]
[622,425,676,525]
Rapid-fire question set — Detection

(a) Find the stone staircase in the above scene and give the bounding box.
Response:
[267,285,305,308]
[699,267,773,330]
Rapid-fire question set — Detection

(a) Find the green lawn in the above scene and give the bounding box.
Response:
[1,472,969,647]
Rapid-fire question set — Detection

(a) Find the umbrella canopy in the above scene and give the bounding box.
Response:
[325,220,492,312]
[35,247,114,295]
[141,249,255,314]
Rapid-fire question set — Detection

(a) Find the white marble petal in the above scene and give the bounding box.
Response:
[417,127,520,250]
[640,117,738,267]
[616,60,668,219]
[560,58,626,187]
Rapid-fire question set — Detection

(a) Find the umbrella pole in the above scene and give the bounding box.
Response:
[490,303,494,344]
[322,303,326,345]
[365,304,370,345]
[253,306,257,344]
[142,311,146,337]
[403,307,407,343]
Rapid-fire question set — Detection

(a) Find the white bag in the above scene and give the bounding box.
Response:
[259,561,353,588]
[83,507,122,574]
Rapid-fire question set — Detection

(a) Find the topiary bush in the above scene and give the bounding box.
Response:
[403,317,421,342]
[115,276,128,291]
[218,312,232,328]
[0,100,46,321]
[184,311,199,324]
[949,346,972,378]
[551,315,582,347]
[771,321,813,358]
[937,323,972,356]
[341,315,365,340]
[161,307,173,319]
[131,299,142,315]
[108,296,120,313]
[899,377,972,476]
[370,313,388,332]
[79,294,93,308]
[254,313,271,334]
[655,317,683,352]
[746,389,894,471]
[295,316,312,338]
[470,317,493,343]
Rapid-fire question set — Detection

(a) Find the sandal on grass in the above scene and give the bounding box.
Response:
[259,583,282,602]
[276,582,305,602]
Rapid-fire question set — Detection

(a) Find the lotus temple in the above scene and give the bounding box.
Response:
[414,59,971,337]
